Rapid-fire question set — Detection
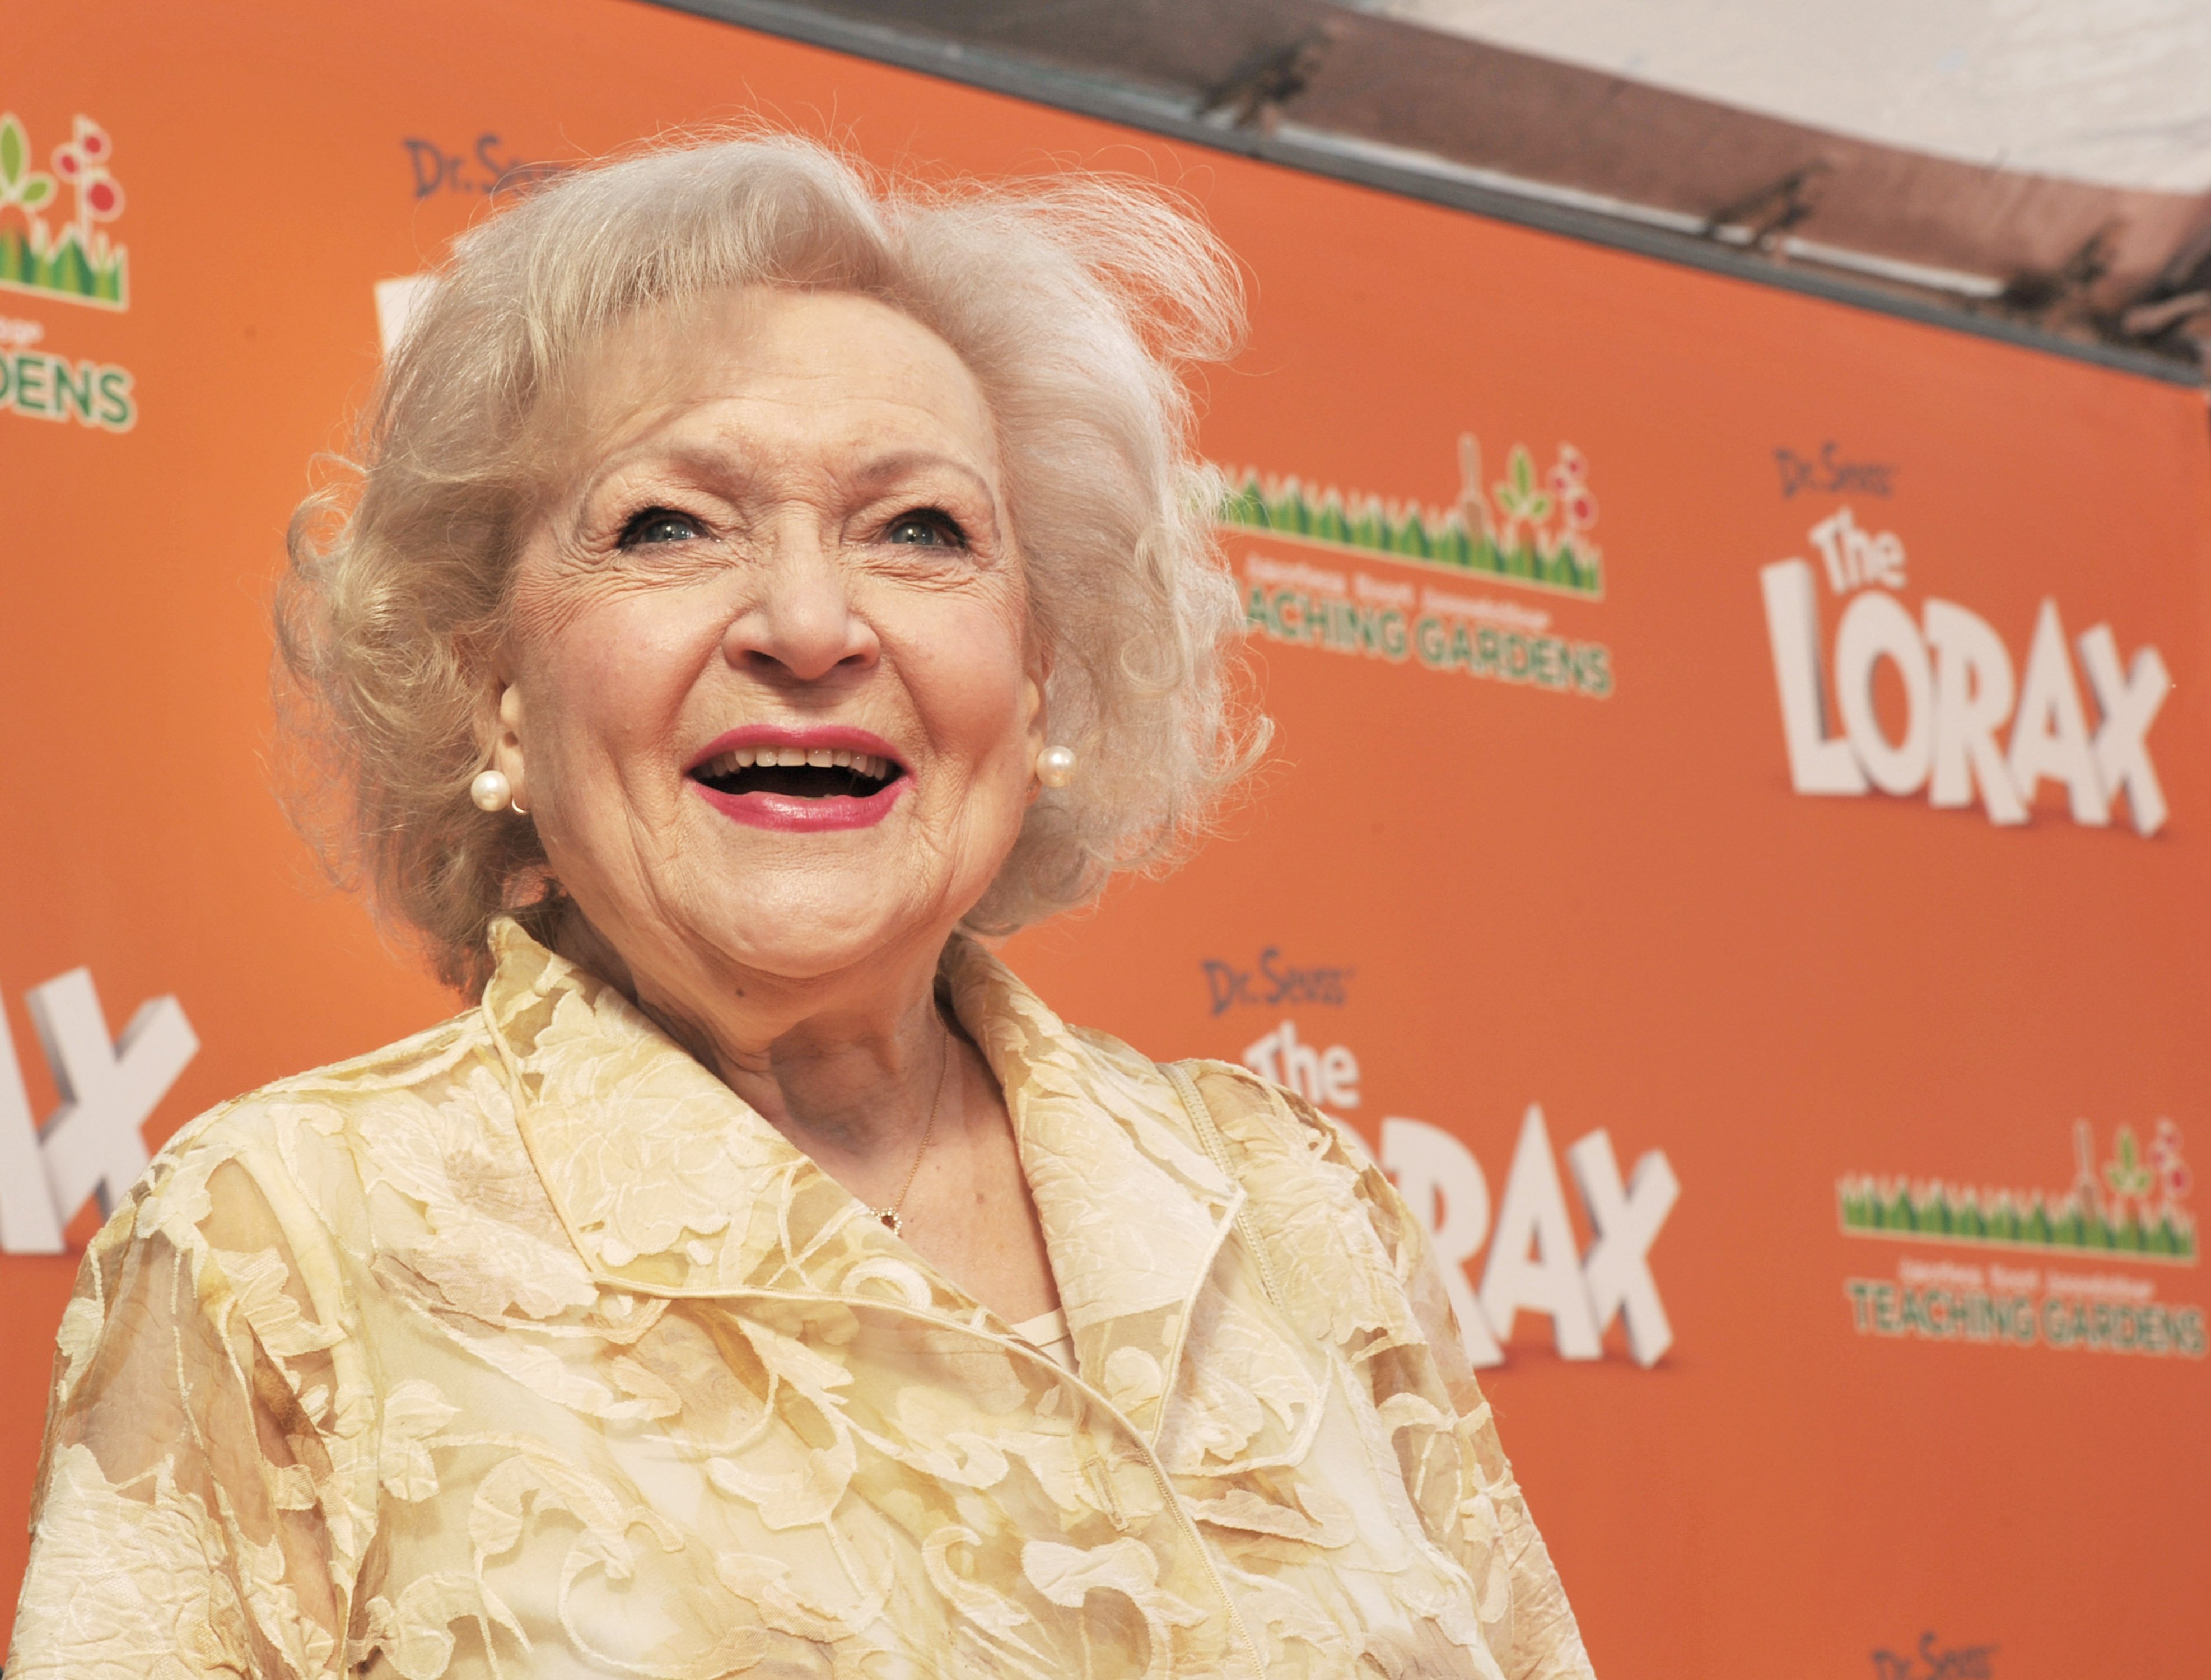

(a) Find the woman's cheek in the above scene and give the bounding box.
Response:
[902,596,1030,760]
[547,595,710,754]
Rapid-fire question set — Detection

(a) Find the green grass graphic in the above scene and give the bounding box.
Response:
[1837,1174,2198,1264]
[0,225,127,308]
[1219,468,1603,598]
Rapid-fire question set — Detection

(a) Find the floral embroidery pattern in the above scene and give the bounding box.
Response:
[9,920,1592,1679]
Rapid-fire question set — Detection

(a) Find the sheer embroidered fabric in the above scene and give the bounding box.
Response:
[8,920,1596,1678]
[1010,1309,1077,1375]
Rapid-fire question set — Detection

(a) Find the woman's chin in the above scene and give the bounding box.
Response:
[663,803,1016,983]
[680,884,966,987]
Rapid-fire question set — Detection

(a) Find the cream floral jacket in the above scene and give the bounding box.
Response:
[9,920,1594,1680]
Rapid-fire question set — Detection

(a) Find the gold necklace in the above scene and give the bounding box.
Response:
[867,1026,958,1238]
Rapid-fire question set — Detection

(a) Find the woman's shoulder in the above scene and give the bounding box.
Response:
[80,998,594,1381]
[1065,1024,1409,1252]
[155,1006,498,1165]
[115,1005,519,1276]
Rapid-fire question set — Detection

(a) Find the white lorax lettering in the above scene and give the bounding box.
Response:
[1319,1045,1359,1107]
[1809,506,1906,593]
[0,967,197,1255]
[1757,512,2170,837]
[1242,1018,1360,1109]
[1478,1105,1603,1360]
[1565,1129,1680,1368]
[32,970,197,1222]
[1379,1117,1504,1366]
[2007,600,2108,826]
[1923,599,2025,824]
[2076,625,2172,836]
[374,274,437,354]
[0,1012,63,1253]
[1834,590,1934,797]
[1374,1111,1680,1368]
[1760,559,1867,795]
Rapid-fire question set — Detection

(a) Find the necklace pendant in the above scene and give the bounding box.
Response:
[873,1208,903,1236]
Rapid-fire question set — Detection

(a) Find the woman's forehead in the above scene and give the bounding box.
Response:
[559,288,1000,477]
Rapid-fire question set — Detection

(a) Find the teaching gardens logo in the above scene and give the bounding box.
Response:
[0,113,127,309]
[1837,1122,2203,1360]
[0,110,136,432]
[1224,434,1615,698]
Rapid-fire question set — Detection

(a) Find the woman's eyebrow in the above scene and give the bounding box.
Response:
[841,449,997,507]
[566,444,997,517]
[568,440,755,509]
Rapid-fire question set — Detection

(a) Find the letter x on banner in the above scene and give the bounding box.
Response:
[0,970,197,1254]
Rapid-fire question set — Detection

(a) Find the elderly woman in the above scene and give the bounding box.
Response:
[8,137,1594,1679]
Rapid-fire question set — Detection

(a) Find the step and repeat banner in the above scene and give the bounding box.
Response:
[4,2,2207,1674]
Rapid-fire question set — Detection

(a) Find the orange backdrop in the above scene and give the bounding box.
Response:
[4,3,2207,1675]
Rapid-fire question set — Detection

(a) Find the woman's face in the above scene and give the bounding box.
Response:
[495,288,1044,993]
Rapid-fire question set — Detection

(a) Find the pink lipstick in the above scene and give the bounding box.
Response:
[685,725,909,832]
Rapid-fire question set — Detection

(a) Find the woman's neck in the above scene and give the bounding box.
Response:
[552,904,963,1169]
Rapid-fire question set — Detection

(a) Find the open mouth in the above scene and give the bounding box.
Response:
[689,745,904,802]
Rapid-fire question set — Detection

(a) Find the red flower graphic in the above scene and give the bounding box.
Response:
[52,115,123,245]
[1547,445,1599,531]
[2150,1119,2190,1207]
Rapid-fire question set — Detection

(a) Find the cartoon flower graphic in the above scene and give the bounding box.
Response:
[2148,1119,2190,1208]
[1547,444,1599,531]
[52,116,123,248]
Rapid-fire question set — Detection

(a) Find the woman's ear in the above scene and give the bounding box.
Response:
[487,675,529,813]
[1020,673,1046,743]
[1018,670,1048,806]
[1021,640,1054,747]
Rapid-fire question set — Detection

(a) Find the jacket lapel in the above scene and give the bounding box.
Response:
[940,939,1246,1440]
[482,920,934,1305]
[485,919,1246,1441]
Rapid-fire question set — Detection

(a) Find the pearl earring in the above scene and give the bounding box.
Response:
[470,769,513,812]
[1035,745,1077,788]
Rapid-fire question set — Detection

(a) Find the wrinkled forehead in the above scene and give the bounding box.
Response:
[527,286,1004,495]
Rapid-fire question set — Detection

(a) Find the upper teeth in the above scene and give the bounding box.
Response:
[695,746,893,780]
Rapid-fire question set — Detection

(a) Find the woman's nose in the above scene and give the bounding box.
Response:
[724,525,878,683]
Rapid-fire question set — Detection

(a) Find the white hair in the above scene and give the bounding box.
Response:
[277,130,1266,992]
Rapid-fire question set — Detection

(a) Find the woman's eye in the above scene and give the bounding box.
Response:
[617,508,705,548]
[884,510,966,548]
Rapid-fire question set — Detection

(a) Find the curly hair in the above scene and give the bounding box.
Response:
[276,130,1266,995]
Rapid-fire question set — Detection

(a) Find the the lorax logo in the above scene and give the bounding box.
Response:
[1759,507,2171,835]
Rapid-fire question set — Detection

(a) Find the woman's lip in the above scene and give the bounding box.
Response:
[684,724,906,776]
[693,777,909,832]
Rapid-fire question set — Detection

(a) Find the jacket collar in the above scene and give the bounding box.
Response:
[483,918,1242,1432]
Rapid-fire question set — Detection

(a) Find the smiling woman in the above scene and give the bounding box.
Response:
[282,138,1256,992]
[7,133,1596,1680]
